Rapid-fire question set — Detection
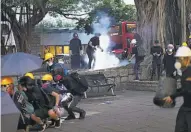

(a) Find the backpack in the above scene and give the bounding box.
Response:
[30,80,54,109]
[137,45,146,57]
[67,72,88,94]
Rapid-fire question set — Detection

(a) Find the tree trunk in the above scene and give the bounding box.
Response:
[134,0,183,80]
[135,0,182,50]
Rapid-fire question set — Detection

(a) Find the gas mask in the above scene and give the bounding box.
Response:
[174,57,191,75]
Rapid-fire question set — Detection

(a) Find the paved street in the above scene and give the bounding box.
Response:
[46,90,182,132]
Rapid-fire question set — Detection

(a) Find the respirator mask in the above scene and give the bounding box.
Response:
[174,57,190,76]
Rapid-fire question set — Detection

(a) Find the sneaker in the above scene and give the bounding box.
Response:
[29,124,46,132]
[65,115,76,120]
[49,119,55,128]
[79,111,86,119]
[55,119,61,128]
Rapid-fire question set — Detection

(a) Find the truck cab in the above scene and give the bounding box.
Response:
[108,21,136,58]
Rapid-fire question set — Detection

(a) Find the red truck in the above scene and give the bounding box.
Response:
[108,21,136,57]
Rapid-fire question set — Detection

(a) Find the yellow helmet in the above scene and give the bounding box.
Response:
[1,77,13,85]
[44,53,54,61]
[25,72,34,79]
[182,42,188,46]
[189,35,191,39]
[41,74,53,81]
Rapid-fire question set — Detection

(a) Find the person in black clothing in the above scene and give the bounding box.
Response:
[51,64,86,120]
[132,30,143,46]
[69,33,83,69]
[163,46,191,132]
[163,44,176,78]
[150,40,164,80]
[129,39,144,80]
[86,33,103,69]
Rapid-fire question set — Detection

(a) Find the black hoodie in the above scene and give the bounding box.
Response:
[163,53,176,77]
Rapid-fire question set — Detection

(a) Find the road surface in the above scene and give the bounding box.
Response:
[46,90,182,132]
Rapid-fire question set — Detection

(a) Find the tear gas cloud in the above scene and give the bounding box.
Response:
[89,12,130,70]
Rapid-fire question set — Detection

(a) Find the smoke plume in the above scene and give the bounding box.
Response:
[90,12,130,70]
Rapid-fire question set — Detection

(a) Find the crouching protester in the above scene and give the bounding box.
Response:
[163,46,191,132]
[51,63,86,120]
[1,77,15,97]
[18,76,62,131]
[41,74,64,128]
[1,77,35,131]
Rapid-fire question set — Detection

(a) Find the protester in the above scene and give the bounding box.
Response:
[129,39,144,81]
[18,76,64,131]
[86,33,103,69]
[163,46,191,132]
[51,64,86,120]
[1,77,15,97]
[132,29,143,46]
[150,40,163,80]
[41,74,63,128]
[25,72,35,80]
[69,33,83,69]
[163,44,176,78]
[44,53,55,72]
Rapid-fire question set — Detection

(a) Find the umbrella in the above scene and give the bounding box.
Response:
[1,92,21,132]
[1,52,43,76]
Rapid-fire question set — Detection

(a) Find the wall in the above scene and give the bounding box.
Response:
[78,64,158,92]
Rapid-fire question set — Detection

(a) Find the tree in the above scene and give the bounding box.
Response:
[1,0,98,52]
[35,19,76,29]
[134,0,191,51]
[134,0,191,80]
[76,0,137,34]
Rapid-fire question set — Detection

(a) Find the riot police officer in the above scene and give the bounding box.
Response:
[163,46,191,132]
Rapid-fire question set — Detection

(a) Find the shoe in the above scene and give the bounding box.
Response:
[65,115,76,120]
[55,118,61,128]
[79,111,86,119]
[49,119,55,128]
[29,124,46,132]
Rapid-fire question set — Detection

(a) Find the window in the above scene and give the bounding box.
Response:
[56,46,63,54]
[108,25,122,36]
[126,24,136,33]
[63,46,70,54]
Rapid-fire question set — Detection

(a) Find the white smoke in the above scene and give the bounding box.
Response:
[90,13,129,70]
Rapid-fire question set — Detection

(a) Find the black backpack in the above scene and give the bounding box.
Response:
[67,72,88,94]
[30,79,54,109]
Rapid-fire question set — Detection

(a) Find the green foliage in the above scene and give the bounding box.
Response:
[76,0,137,34]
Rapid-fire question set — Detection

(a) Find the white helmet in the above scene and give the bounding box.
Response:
[175,46,191,57]
[131,39,137,44]
[167,44,174,49]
